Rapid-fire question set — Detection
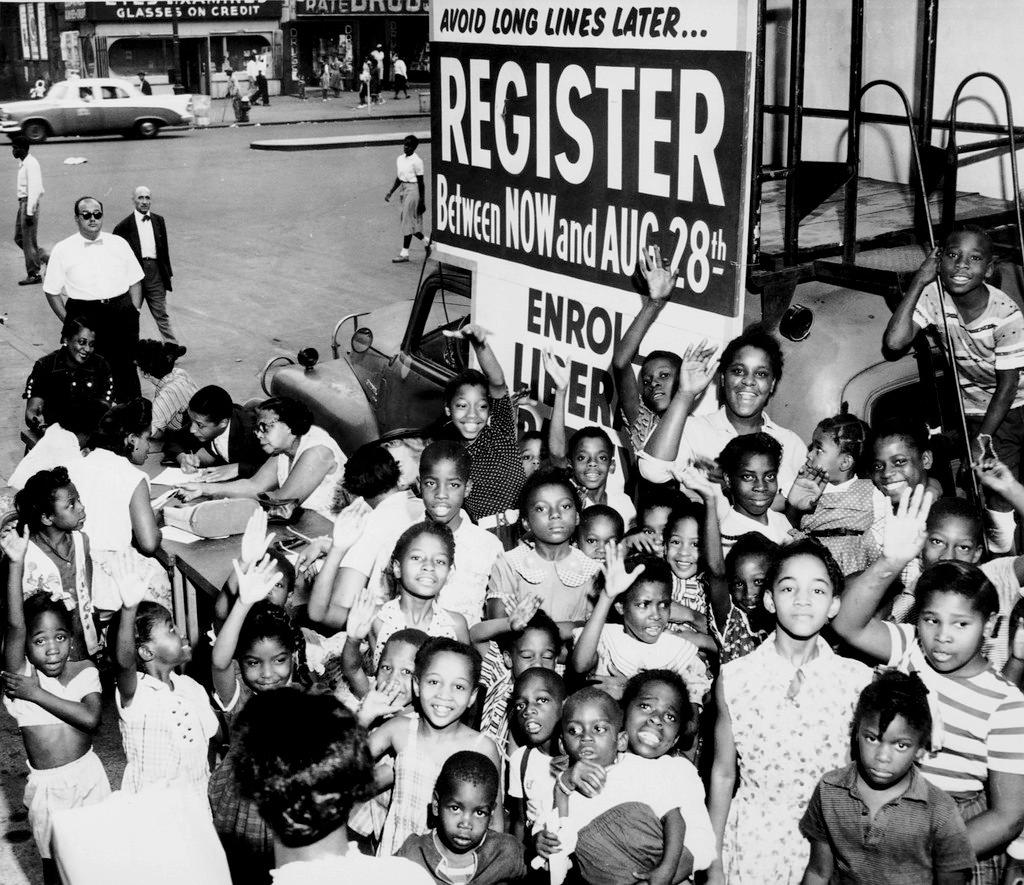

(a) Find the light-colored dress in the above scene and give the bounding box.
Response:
[274,424,345,521]
[720,634,872,884]
[372,598,461,670]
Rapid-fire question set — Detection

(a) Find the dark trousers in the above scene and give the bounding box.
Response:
[256,73,269,106]
[14,198,40,275]
[65,294,141,401]
[141,258,176,343]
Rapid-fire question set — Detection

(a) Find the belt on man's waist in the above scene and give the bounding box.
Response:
[809,527,865,538]
[67,293,130,307]
[141,256,158,262]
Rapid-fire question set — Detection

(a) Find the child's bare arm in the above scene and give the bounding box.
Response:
[572,541,644,675]
[706,678,737,885]
[633,808,686,885]
[2,527,30,673]
[110,554,149,706]
[799,840,834,885]
[705,574,732,633]
[478,735,505,831]
[884,248,936,352]
[976,369,1020,443]
[446,324,507,397]
[470,594,541,643]
[2,672,102,732]
[545,351,570,468]
[341,587,377,698]
[675,466,726,578]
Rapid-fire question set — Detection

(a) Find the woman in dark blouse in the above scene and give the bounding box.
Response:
[23,316,115,435]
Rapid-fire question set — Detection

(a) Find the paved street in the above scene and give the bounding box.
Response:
[0,111,431,884]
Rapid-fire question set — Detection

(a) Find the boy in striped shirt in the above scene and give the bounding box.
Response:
[884,227,1024,550]
[832,486,1024,885]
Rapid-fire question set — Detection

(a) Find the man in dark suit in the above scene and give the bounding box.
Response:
[112,185,181,348]
[163,385,266,479]
[137,71,152,95]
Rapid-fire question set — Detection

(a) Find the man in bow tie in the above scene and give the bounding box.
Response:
[43,196,145,400]
[113,185,180,349]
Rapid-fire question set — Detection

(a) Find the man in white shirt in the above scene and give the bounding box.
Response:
[12,137,43,285]
[392,53,409,99]
[43,196,145,400]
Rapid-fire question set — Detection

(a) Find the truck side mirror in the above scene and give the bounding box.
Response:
[351,327,373,354]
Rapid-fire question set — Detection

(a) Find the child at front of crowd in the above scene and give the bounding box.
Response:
[419,440,505,628]
[368,637,502,856]
[707,539,873,885]
[706,532,777,665]
[2,526,109,884]
[14,467,100,660]
[110,555,219,797]
[885,226,1024,552]
[396,751,528,884]
[787,412,889,576]
[571,545,710,709]
[832,485,1024,884]
[800,669,975,885]
[717,432,794,556]
[440,323,525,544]
[208,556,301,883]
[535,687,700,885]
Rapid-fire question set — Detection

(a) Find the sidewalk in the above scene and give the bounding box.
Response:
[203,90,429,129]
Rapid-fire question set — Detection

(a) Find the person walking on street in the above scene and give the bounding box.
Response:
[137,71,152,95]
[385,135,428,263]
[12,137,43,285]
[256,49,270,107]
[113,186,181,350]
[392,53,409,99]
[43,196,144,401]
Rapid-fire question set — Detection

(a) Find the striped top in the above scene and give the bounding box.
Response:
[885,622,1024,793]
[913,281,1024,415]
[148,366,198,434]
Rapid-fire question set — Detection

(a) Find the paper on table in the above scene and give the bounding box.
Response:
[152,467,201,486]
[161,526,202,544]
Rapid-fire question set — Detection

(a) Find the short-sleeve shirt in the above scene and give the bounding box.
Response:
[638,406,808,495]
[68,447,148,551]
[885,621,1024,793]
[720,507,793,556]
[799,763,975,884]
[486,543,599,622]
[43,232,144,301]
[508,746,554,829]
[396,151,424,183]
[438,513,504,626]
[913,281,1024,415]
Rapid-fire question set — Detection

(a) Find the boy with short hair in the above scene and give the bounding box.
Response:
[718,432,793,556]
[800,670,974,884]
[164,384,264,478]
[396,751,527,884]
[884,227,1024,549]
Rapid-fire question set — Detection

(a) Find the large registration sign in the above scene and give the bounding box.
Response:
[430,0,757,434]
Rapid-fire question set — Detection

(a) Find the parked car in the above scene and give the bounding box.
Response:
[0,78,194,143]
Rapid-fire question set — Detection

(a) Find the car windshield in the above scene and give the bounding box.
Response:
[47,83,68,101]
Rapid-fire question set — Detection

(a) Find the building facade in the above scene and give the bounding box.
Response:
[0,4,66,101]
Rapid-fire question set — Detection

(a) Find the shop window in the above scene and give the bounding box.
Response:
[219,36,270,74]
[109,38,172,77]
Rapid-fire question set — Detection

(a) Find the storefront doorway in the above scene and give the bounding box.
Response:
[178,37,208,94]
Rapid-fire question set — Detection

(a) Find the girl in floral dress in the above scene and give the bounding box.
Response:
[707,539,872,885]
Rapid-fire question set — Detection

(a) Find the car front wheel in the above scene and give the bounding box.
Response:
[134,120,160,139]
[22,121,48,144]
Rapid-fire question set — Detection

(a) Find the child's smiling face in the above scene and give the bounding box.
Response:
[730,552,770,612]
[414,650,478,727]
[726,453,778,518]
[392,533,451,600]
[938,230,993,298]
[665,515,700,580]
[625,679,686,759]
[871,435,931,505]
[571,436,614,492]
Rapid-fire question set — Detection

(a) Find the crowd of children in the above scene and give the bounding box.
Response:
[4,227,1024,884]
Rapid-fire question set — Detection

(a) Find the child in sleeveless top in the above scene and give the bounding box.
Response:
[707,532,777,665]
[368,638,501,856]
[2,526,110,882]
[14,467,100,660]
[788,413,888,576]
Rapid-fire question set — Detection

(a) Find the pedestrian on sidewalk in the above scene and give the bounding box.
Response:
[256,48,270,107]
[113,186,181,349]
[137,71,152,96]
[392,52,409,99]
[385,135,428,263]
[43,196,144,401]
[12,136,43,286]
[357,59,371,108]
[369,55,383,105]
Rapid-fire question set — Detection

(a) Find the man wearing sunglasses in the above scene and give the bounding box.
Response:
[43,195,145,400]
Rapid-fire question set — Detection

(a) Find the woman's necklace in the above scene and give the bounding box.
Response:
[34,531,74,565]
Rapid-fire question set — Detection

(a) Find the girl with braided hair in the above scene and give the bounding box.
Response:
[788,411,890,575]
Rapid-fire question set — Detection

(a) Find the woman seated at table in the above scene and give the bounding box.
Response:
[23,316,115,437]
[68,398,171,613]
[134,339,195,441]
[179,396,345,521]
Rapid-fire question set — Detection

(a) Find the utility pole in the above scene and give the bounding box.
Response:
[171,5,182,90]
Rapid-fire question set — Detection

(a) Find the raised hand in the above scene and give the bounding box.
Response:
[787,462,828,512]
[442,322,491,347]
[621,532,663,556]
[346,586,378,641]
[359,680,405,722]
[673,464,717,501]
[0,524,30,563]
[509,593,542,632]
[602,541,646,599]
[232,555,282,606]
[882,485,933,565]
[911,246,939,289]
[638,243,679,304]
[974,453,1020,497]
[677,339,718,398]
[543,348,570,392]
[240,507,273,566]
[108,551,147,608]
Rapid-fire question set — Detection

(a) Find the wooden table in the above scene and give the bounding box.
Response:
[144,455,332,645]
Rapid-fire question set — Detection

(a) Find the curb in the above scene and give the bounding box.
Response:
[199,110,428,131]
[251,130,431,151]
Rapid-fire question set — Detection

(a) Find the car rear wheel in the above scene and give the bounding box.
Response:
[134,120,160,139]
[22,121,48,144]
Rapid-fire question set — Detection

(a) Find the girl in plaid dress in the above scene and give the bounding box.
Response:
[368,638,502,856]
[208,556,301,884]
